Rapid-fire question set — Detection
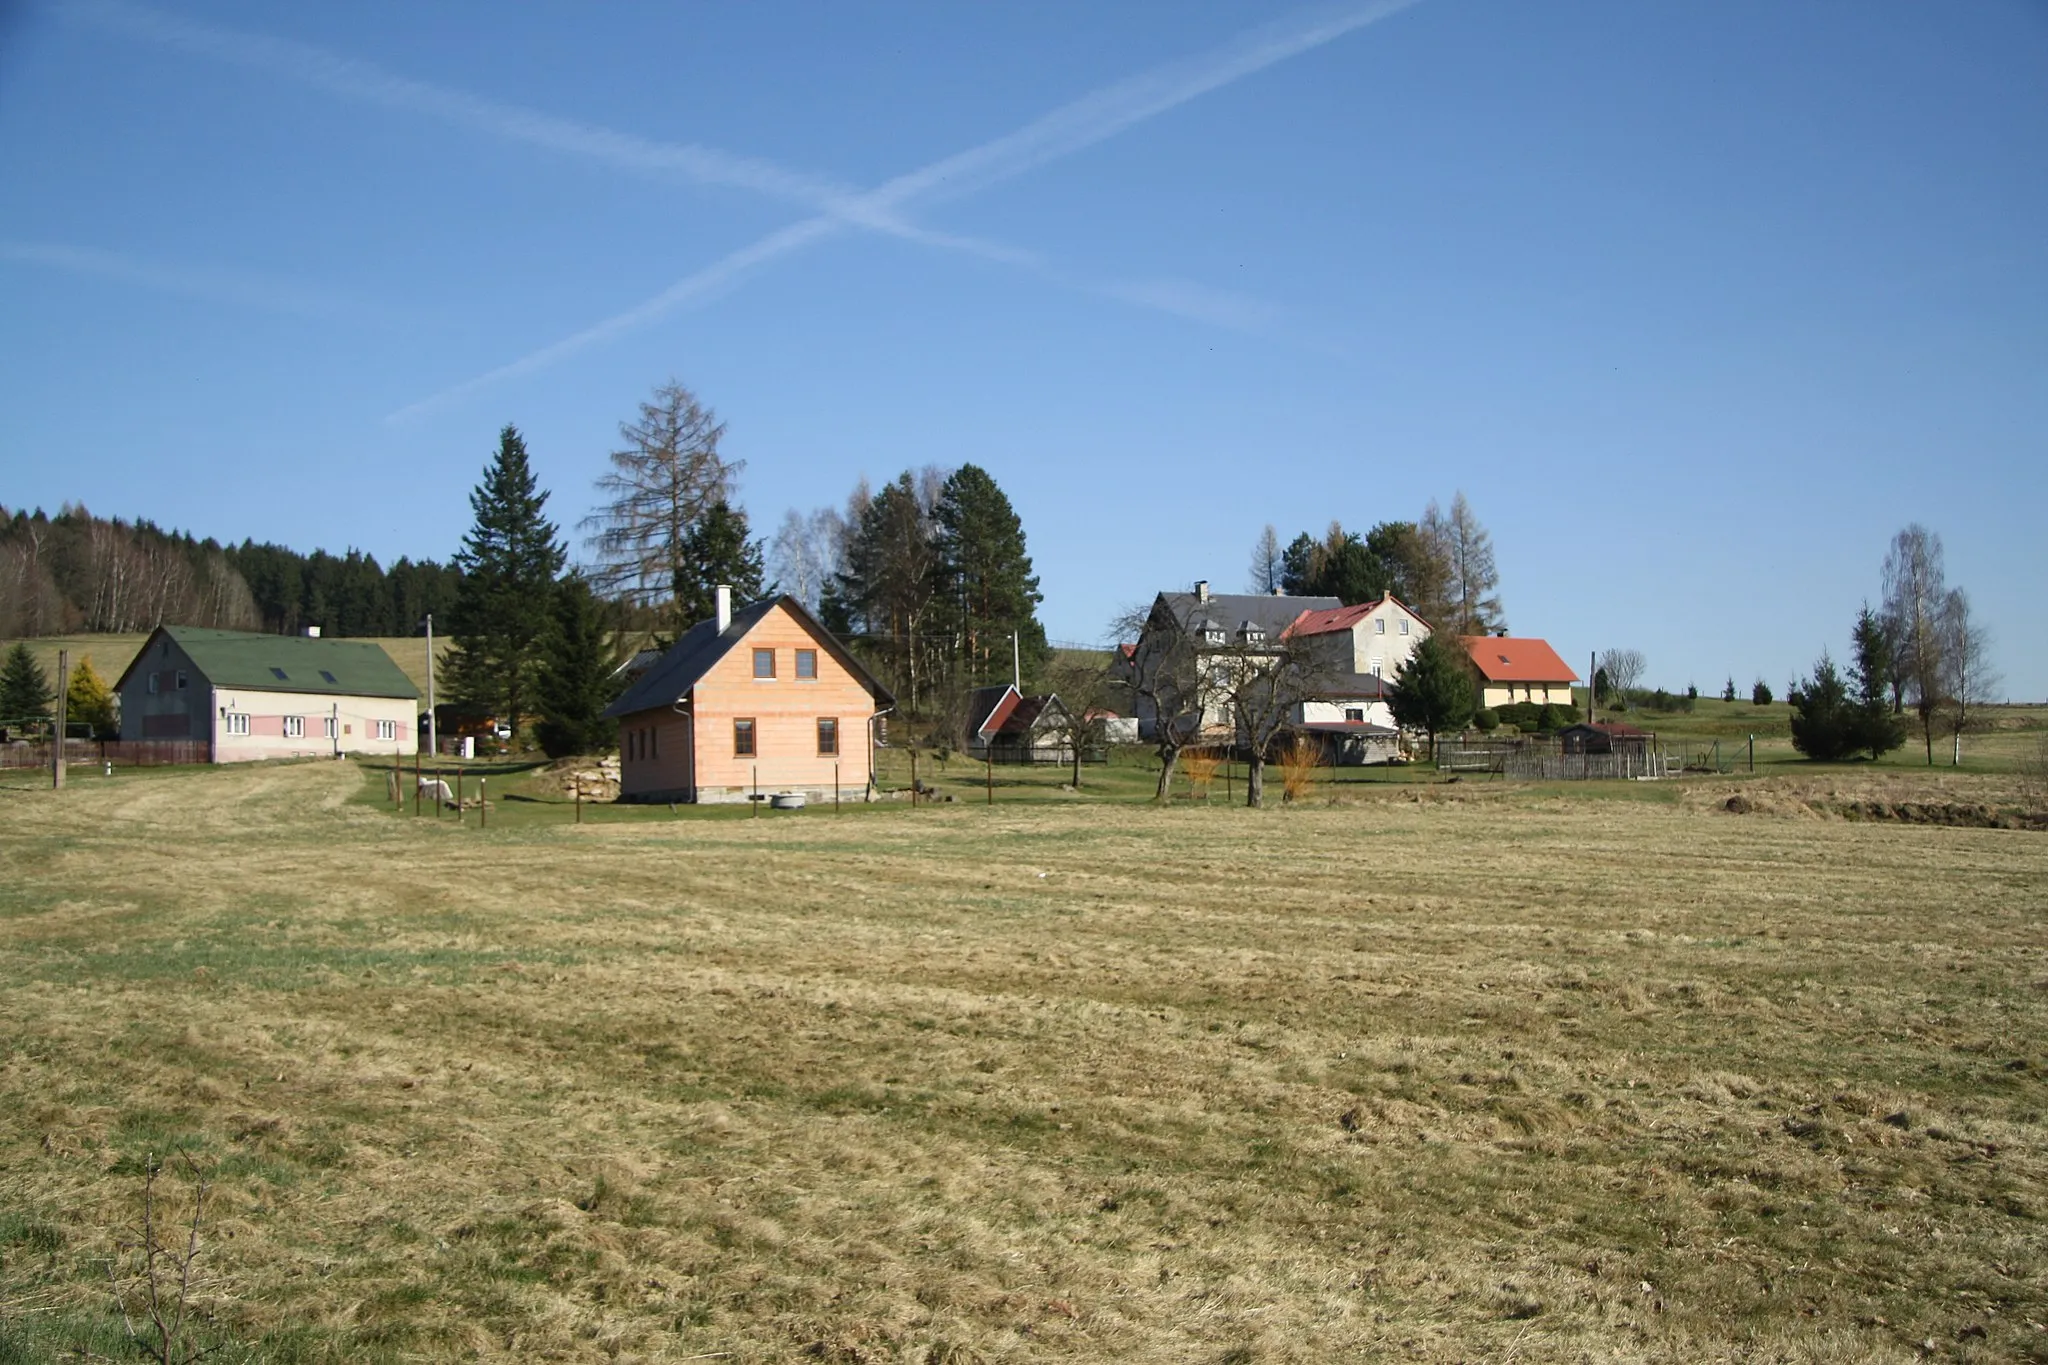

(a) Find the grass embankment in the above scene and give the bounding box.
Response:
[1,758,2044,1361]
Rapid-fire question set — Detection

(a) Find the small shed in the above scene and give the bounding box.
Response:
[1298,720,1404,766]
[965,684,1075,764]
[1558,721,1653,758]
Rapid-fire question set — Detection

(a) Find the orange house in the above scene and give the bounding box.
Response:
[605,588,894,804]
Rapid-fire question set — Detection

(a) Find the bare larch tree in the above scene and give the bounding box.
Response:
[581,381,740,625]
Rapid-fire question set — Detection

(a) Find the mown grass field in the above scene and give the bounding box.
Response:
[1,757,2044,1363]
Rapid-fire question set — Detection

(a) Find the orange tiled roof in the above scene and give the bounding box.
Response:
[1458,636,1579,683]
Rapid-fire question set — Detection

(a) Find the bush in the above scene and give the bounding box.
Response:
[1472,707,1499,732]
[1538,703,1564,732]
[1752,679,1774,707]
[1649,688,1674,712]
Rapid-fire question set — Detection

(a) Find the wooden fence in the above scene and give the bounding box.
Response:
[1437,737,1670,781]
[0,738,210,769]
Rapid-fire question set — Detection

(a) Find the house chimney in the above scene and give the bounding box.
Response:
[1271,586,1283,596]
[1195,580,1210,603]
[715,584,732,633]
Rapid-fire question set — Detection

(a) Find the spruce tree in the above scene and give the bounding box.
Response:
[1850,605,1907,760]
[534,575,622,759]
[447,425,566,737]
[1790,652,1859,761]
[1389,631,1474,762]
[0,643,55,729]
[673,500,766,630]
[932,464,1048,687]
[66,654,118,737]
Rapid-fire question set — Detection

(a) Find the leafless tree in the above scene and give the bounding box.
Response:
[1881,525,1951,763]
[1111,599,1224,800]
[1215,632,1328,807]
[580,381,740,618]
[768,506,849,613]
[1939,588,1998,765]
[1599,648,1647,714]
[1410,501,1457,628]
[1041,650,1116,788]
[1247,523,1283,594]
[1425,492,1504,636]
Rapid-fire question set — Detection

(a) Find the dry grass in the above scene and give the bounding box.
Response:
[1180,749,1221,802]
[1,760,2045,1362]
[1277,738,1319,804]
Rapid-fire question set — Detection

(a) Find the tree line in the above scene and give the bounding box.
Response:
[440,380,1052,758]
[0,504,462,641]
[1248,490,1506,636]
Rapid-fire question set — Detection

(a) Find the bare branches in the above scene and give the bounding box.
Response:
[106,1152,217,1365]
[1599,648,1646,713]
[581,381,740,611]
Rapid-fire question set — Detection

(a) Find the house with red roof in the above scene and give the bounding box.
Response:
[963,683,1075,763]
[1457,635,1579,710]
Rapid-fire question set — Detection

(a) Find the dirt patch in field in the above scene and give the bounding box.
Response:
[1717,791,2044,830]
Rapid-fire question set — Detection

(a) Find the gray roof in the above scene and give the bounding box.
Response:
[1156,590,1340,641]
[604,594,893,720]
[117,626,418,700]
[1315,671,1397,700]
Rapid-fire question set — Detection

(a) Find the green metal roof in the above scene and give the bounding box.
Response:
[127,626,419,700]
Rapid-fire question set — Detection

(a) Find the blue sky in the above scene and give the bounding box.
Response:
[3,0,2044,697]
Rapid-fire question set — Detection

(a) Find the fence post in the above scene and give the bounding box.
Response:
[480,777,486,829]
[456,769,464,824]
[52,650,68,791]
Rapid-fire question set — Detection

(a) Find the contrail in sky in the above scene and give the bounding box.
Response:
[0,238,394,322]
[391,0,1417,419]
[61,0,1045,263]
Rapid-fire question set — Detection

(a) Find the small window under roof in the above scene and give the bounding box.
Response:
[270,667,289,680]
[319,670,338,684]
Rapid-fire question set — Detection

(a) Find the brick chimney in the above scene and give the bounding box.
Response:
[1194,580,1210,603]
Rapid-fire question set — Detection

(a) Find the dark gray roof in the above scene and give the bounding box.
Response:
[1314,671,1397,700]
[604,595,893,720]
[1156,590,1340,642]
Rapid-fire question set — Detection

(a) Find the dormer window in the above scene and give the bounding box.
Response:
[1244,627,1266,645]
[1202,628,1225,646]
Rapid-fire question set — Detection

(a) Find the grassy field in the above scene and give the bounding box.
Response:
[2,755,2045,1362]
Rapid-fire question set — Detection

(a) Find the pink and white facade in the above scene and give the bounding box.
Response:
[116,626,420,763]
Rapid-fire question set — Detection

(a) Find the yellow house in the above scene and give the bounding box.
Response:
[1458,635,1579,709]
[604,588,894,804]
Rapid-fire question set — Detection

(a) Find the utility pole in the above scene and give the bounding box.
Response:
[52,649,68,790]
[423,614,438,762]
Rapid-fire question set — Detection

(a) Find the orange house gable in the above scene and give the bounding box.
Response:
[605,592,893,804]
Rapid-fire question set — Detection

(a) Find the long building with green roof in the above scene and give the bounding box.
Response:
[115,625,420,761]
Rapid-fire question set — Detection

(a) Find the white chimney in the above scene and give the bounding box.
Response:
[1195,580,1210,603]
[715,584,732,633]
